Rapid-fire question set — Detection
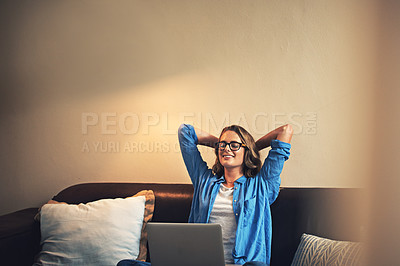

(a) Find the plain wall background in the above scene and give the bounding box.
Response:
[0,0,378,215]
[367,0,400,264]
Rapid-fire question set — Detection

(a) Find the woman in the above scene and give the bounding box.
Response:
[118,123,292,266]
[178,123,293,265]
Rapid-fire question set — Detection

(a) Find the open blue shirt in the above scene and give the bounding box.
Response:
[178,124,291,265]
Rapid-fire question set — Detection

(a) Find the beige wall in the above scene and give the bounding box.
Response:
[367,0,400,264]
[0,0,378,215]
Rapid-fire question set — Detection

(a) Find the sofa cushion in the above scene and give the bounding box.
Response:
[34,190,154,265]
[291,233,363,266]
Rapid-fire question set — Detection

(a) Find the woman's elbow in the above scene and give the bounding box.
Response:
[178,123,186,133]
[282,124,294,136]
[277,124,293,143]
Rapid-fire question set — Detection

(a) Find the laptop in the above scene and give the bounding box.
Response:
[147,222,233,266]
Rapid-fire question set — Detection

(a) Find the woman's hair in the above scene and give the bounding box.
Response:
[212,125,261,178]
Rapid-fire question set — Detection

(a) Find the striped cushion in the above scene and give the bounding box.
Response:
[291,233,363,266]
[135,190,155,261]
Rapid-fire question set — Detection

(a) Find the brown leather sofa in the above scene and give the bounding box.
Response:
[0,183,365,266]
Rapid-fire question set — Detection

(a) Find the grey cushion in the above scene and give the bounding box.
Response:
[291,233,363,266]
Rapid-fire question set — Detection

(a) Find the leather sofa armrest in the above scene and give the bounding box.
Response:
[0,208,41,266]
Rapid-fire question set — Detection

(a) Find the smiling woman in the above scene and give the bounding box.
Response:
[177,123,293,265]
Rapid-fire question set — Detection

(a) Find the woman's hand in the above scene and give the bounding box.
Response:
[255,124,293,151]
[193,127,219,148]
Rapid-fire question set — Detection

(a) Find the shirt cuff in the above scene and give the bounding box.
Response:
[188,124,198,145]
[271,139,291,150]
[180,123,198,145]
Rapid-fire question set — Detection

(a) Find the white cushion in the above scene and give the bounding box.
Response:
[35,195,146,266]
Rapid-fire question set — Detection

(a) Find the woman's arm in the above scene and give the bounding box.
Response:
[255,124,293,151]
[178,124,213,187]
[258,125,292,204]
[193,127,219,148]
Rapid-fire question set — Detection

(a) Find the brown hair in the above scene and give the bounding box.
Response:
[212,125,261,178]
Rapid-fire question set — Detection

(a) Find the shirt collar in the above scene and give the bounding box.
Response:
[215,176,225,184]
[215,175,247,184]
[234,176,247,184]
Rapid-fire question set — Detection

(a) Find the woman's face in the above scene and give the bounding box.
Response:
[218,130,245,171]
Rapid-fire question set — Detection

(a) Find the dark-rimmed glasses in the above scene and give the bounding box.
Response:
[216,141,247,151]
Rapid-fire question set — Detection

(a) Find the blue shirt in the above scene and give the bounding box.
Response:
[178,124,291,265]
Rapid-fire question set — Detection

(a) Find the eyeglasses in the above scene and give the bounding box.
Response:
[216,141,247,151]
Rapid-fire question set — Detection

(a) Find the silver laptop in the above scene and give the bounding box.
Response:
[147,222,227,266]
